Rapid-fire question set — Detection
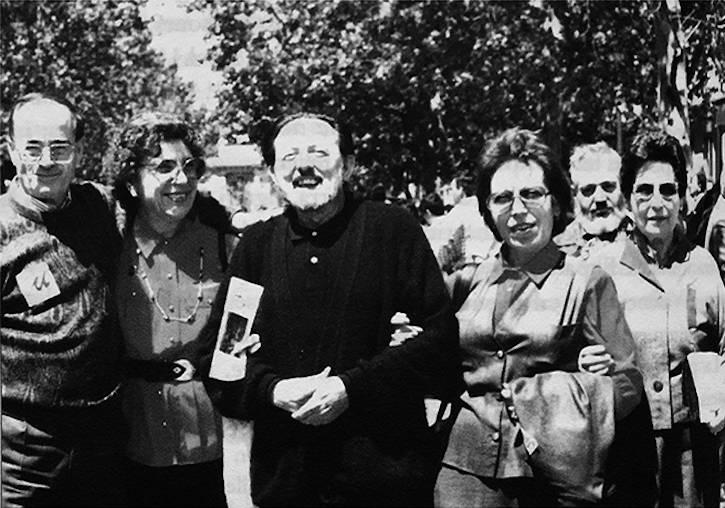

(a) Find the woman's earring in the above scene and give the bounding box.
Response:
[127,184,138,198]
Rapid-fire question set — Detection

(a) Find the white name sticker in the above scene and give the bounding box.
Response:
[15,261,61,307]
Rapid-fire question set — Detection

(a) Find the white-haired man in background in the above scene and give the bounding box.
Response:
[556,141,632,257]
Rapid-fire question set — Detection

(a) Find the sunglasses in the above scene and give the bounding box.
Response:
[578,181,618,197]
[487,186,549,213]
[633,182,678,200]
[149,157,204,177]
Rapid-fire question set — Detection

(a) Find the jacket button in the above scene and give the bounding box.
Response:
[653,380,664,392]
[491,432,500,442]
[496,350,504,359]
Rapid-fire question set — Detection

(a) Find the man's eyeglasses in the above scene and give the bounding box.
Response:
[18,142,75,163]
[148,158,204,178]
[578,181,618,197]
[633,182,678,200]
[487,186,550,213]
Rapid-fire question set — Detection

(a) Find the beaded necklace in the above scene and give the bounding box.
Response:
[132,245,205,323]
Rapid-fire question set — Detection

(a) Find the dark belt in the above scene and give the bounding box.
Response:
[124,358,196,383]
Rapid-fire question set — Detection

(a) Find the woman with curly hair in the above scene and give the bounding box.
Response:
[108,112,233,507]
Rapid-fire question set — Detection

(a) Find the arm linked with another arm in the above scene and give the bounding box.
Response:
[579,266,643,420]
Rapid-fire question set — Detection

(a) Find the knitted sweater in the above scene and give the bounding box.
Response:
[1,181,123,409]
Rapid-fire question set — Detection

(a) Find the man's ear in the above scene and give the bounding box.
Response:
[268,165,282,187]
[73,142,84,164]
[342,155,355,179]
[7,136,22,169]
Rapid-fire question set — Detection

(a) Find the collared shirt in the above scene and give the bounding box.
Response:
[115,213,225,466]
[284,201,354,360]
[6,176,72,214]
[596,230,725,430]
[490,243,559,328]
[444,241,641,479]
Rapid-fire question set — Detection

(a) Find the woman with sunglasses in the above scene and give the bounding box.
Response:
[436,128,643,506]
[580,128,725,507]
[107,113,234,507]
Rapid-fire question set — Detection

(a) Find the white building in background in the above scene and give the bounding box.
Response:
[200,142,284,228]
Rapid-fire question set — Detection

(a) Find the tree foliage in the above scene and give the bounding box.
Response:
[1,0,195,183]
[193,0,724,192]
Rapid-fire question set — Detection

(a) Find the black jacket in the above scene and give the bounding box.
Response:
[199,195,459,506]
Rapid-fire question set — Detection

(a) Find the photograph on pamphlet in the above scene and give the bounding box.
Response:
[209,277,264,382]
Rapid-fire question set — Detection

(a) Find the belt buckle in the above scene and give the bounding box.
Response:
[172,359,195,382]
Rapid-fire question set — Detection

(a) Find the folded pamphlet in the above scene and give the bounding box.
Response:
[209,277,264,381]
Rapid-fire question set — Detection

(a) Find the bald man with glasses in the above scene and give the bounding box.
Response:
[1,93,126,506]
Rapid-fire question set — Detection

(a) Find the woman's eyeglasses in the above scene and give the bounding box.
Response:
[487,186,549,213]
[633,182,678,200]
[149,157,204,178]
[578,181,618,197]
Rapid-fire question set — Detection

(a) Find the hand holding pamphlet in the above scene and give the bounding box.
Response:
[209,277,264,381]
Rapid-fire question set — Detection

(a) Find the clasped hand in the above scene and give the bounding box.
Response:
[272,366,349,426]
[230,333,261,357]
[389,312,422,347]
[578,344,614,376]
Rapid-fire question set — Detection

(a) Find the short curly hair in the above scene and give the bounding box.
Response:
[476,127,572,242]
[621,128,687,200]
[250,113,354,167]
[108,112,205,213]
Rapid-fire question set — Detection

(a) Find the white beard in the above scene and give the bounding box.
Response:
[273,170,344,211]
[578,207,627,235]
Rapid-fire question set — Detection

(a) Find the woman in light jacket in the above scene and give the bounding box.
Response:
[435,128,644,507]
[581,128,725,507]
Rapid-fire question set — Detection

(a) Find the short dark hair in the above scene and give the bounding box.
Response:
[476,127,572,241]
[108,112,205,212]
[252,113,354,167]
[621,128,687,200]
[9,92,84,141]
